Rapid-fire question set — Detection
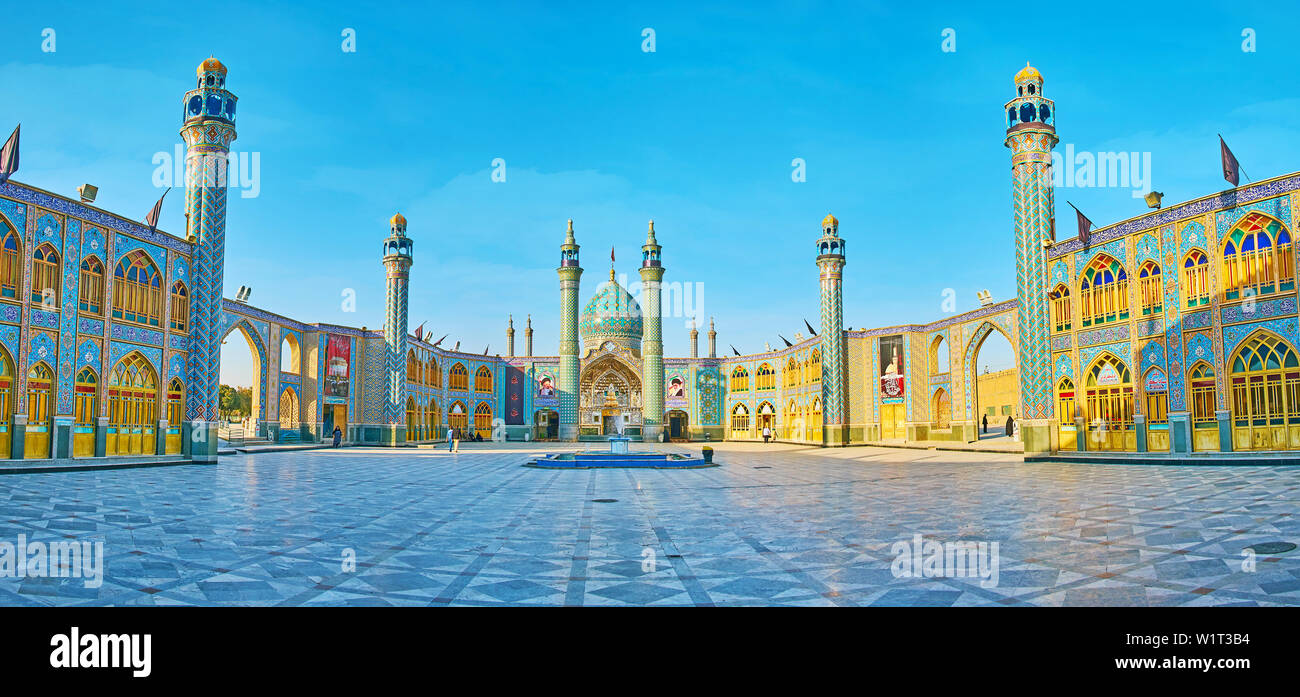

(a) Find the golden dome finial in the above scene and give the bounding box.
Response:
[822,213,838,230]
[1014,61,1042,83]
[390,212,406,227]
[197,56,228,76]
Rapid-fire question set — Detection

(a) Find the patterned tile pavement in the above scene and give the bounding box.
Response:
[1,442,1298,606]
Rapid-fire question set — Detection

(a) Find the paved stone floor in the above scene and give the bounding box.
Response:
[1,442,1298,606]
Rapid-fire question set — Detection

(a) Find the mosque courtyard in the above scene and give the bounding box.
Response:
[0,442,1297,607]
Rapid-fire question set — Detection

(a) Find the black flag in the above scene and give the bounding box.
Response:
[779,335,793,347]
[145,187,171,233]
[432,334,447,347]
[414,323,425,341]
[804,319,818,336]
[730,345,741,356]
[1219,134,1240,187]
[1067,201,1093,246]
[483,345,490,355]
[0,124,18,185]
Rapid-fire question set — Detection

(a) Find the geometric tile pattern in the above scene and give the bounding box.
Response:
[4,443,1298,606]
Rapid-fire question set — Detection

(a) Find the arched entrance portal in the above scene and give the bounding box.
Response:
[534,409,559,441]
[1229,332,1300,451]
[965,321,1017,440]
[219,319,265,437]
[1083,353,1135,451]
[106,352,158,456]
[579,355,642,437]
[667,409,689,441]
[756,401,775,438]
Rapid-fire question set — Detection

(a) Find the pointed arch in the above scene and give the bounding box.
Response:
[165,377,184,454]
[785,356,799,387]
[1182,249,1210,308]
[1137,260,1163,316]
[1056,376,1076,422]
[730,366,750,392]
[79,254,105,315]
[729,401,750,438]
[447,399,468,434]
[931,387,951,428]
[169,281,189,332]
[1227,330,1300,451]
[473,400,493,438]
[428,356,441,388]
[112,250,164,327]
[1079,253,1128,326]
[449,362,468,391]
[280,332,300,374]
[1221,211,1294,299]
[808,349,822,383]
[755,362,775,390]
[0,217,20,299]
[930,334,950,375]
[405,395,417,441]
[279,387,300,428]
[0,345,12,455]
[31,243,60,306]
[1048,283,1071,332]
[1189,360,1216,428]
[474,365,493,393]
[220,318,267,425]
[106,351,159,456]
[1082,352,1135,451]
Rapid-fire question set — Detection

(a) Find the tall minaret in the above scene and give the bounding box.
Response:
[506,315,515,357]
[640,220,666,443]
[689,318,699,358]
[557,220,582,441]
[816,214,848,446]
[182,57,237,463]
[382,213,413,446]
[1005,62,1057,453]
[708,317,717,358]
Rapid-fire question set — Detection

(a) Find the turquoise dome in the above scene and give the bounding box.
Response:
[580,276,643,347]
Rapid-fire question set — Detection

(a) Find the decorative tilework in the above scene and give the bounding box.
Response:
[1077,324,1129,347]
[1075,237,1127,275]
[1138,339,1166,375]
[1049,260,1069,287]
[1079,341,1131,373]
[1136,318,1163,337]
[169,334,188,350]
[29,330,58,368]
[111,322,165,347]
[76,339,101,372]
[0,304,19,324]
[1221,296,1297,324]
[1049,174,1300,259]
[1054,353,1073,380]
[78,317,105,335]
[0,324,18,361]
[56,218,82,414]
[1134,233,1160,267]
[1178,221,1208,257]
[109,341,161,375]
[30,309,59,329]
[1183,310,1212,330]
[1223,318,1300,357]
[1185,333,1214,370]
[112,233,168,273]
[1049,334,1071,350]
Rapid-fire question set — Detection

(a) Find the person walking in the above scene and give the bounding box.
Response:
[762,425,771,444]
[982,414,988,434]
[447,426,455,452]
[1004,416,1014,437]
[452,427,461,452]
[331,426,342,448]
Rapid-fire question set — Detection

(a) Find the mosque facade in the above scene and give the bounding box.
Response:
[3,59,1300,461]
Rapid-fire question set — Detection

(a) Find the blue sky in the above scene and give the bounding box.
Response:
[1,1,1294,384]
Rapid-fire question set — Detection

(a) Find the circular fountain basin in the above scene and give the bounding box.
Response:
[525,452,714,469]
